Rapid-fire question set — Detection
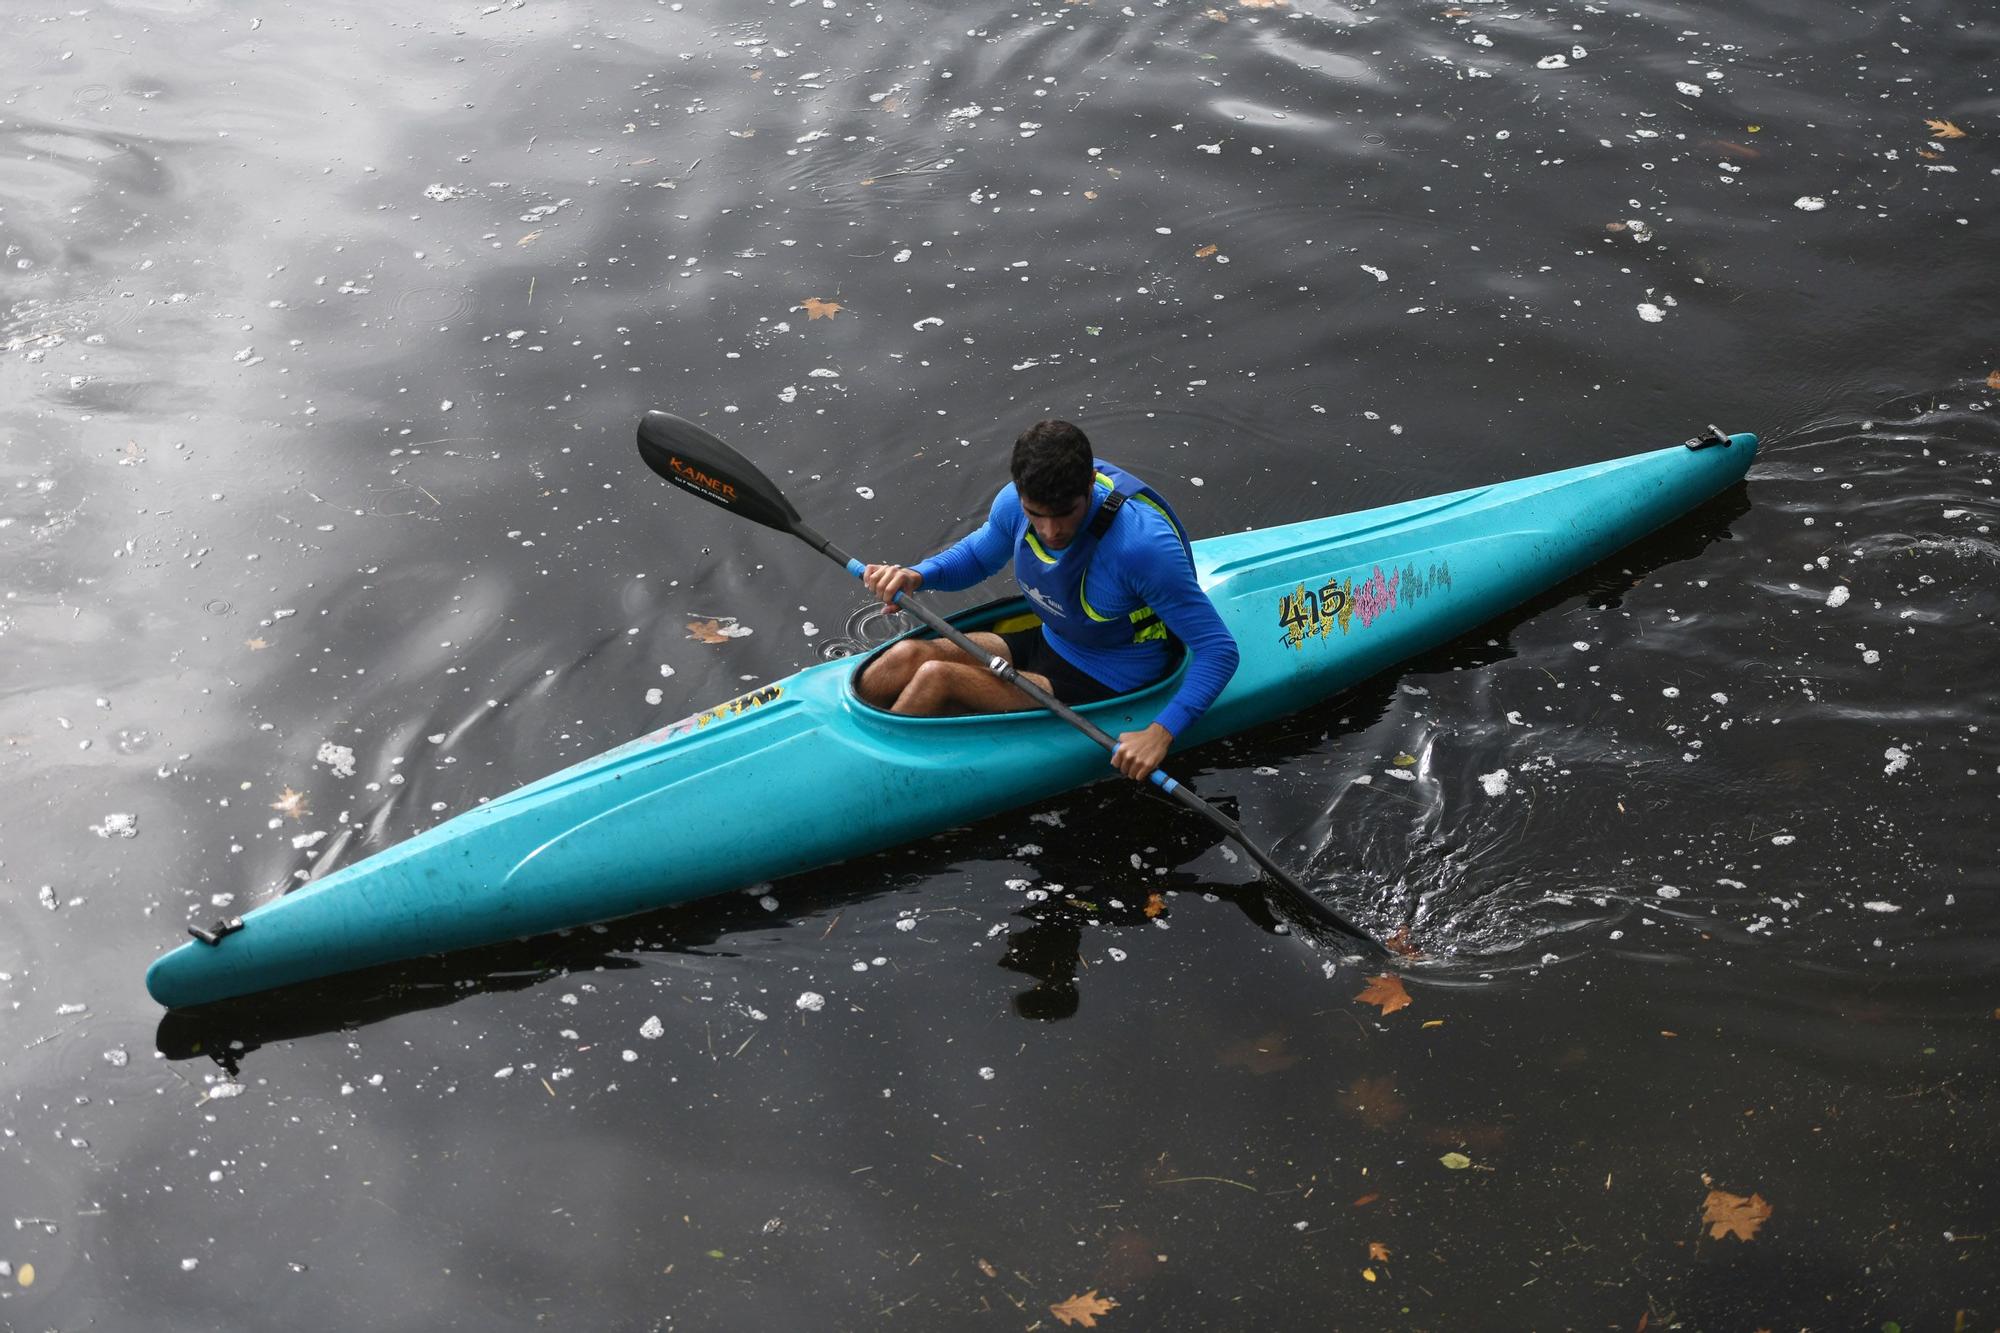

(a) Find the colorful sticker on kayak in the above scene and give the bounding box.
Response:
[651,683,785,741]
[1278,561,1451,651]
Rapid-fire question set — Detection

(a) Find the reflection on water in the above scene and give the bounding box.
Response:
[3,0,1996,1326]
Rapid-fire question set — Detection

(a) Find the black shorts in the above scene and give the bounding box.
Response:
[999,628,1121,706]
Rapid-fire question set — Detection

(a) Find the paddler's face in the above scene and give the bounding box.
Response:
[1022,492,1090,551]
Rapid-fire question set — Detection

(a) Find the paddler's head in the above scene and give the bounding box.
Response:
[1013,420,1094,551]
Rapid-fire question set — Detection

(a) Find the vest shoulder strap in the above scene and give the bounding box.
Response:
[1086,488,1127,539]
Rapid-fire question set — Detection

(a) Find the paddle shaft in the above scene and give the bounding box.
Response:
[791,522,1385,954]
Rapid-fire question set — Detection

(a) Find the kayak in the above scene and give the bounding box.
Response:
[145,429,1757,1007]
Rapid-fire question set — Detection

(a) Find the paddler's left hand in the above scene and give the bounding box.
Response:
[1111,722,1173,782]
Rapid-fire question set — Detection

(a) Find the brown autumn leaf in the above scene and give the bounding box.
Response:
[1218,1031,1299,1074]
[1352,1191,1380,1207]
[1355,974,1412,1015]
[1605,221,1628,232]
[516,230,542,247]
[1051,1290,1119,1327]
[1143,891,1166,918]
[1340,1074,1406,1128]
[1384,925,1423,958]
[1703,138,1761,160]
[245,637,269,651]
[1443,6,1469,14]
[1926,118,1966,139]
[976,1258,998,1278]
[687,619,731,644]
[1985,370,2000,390]
[1238,0,1286,7]
[1203,6,1229,18]
[1083,189,1099,199]
[800,296,844,320]
[271,787,310,820]
[1917,149,1942,160]
[1368,1241,1391,1261]
[1194,243,1219,258]
[1701,1188,1772,1241]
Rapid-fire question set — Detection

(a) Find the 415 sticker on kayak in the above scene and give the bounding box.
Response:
[1278,561,1451,650]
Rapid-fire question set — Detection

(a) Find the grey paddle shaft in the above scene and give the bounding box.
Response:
[807,527,1385,954]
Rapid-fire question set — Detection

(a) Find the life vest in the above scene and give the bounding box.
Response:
[1011,461,1193,652]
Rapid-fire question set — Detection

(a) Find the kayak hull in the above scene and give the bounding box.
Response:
[146,432,1757,1007]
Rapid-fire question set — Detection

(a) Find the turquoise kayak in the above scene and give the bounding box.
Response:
[145,429,1757,1007]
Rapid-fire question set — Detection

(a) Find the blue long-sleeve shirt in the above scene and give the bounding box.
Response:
[912,481,1240,739]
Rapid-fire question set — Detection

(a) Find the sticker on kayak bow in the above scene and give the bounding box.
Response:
[1279,561,1451,651]
[653,683,785,740]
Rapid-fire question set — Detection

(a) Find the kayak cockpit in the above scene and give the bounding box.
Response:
[844,595,1190,725]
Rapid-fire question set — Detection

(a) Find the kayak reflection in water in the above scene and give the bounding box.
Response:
[858,420,1241,782]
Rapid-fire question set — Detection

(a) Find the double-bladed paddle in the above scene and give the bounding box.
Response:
[635,410,1387,957]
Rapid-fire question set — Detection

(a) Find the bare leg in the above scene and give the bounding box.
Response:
[891,658,1057,717]
[857,631,1009,710]
[855,631,1057,716]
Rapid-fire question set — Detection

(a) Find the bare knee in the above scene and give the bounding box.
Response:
[859,639,935,706]
[894,658,965,715]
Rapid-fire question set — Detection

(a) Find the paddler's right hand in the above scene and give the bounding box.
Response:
[862,563,923,608]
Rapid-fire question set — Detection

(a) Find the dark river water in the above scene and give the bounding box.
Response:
[4,1,1997,1328]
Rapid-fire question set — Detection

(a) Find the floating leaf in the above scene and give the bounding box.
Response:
[1218,1031,1299,1074]
[1341,1074,1405,1128]
[1355,974,1412,1015]
[1203,7,1229,18]
[1986,370,2000,390]
[1701,1188,1772,1241]
[1144,891,1166,918]
[516,230,542,247]
[977,1258,998,1278]
[1392,752,1417,766]
[1361,1267,1378,1282]
[1384,925,1423,958]
[1238,0,1287,7]
[1369,1241,1391,1261]
[1194,243,1219,258]
[1353,1192,1380,1207]
[687,618,753,643]
[18,1262,35,1287]
[1051,1289,1119,1327]
[245,637,269,651]
[800,296,844,320]
[1926,118,1966,139]
[1439,1151,1472,1170]
[271,787,310,821]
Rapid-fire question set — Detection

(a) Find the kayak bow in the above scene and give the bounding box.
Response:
[145,429,1757,1007]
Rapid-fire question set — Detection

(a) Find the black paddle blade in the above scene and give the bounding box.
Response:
[636,410,804,536]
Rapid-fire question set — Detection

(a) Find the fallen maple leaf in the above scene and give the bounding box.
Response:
[800,296,844,320]
[1384,925,1422,958]
[1355,974,1412,1015]
[1143,891,1166,918]
[688,619,731,644]
[1368,1241,1391,1261]
[1985,370,2000,390]
[271,787,310,820]
[245,637,269,651]
[1051,1290,1119,1327]
[1194,243,1219,258]
[1701,1188,1772,1241]
[1926,118,1966,139]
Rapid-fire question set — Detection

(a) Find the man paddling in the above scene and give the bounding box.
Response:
[858,420,1239,781]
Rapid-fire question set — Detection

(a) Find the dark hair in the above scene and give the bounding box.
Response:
[1011,420,1093,509]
